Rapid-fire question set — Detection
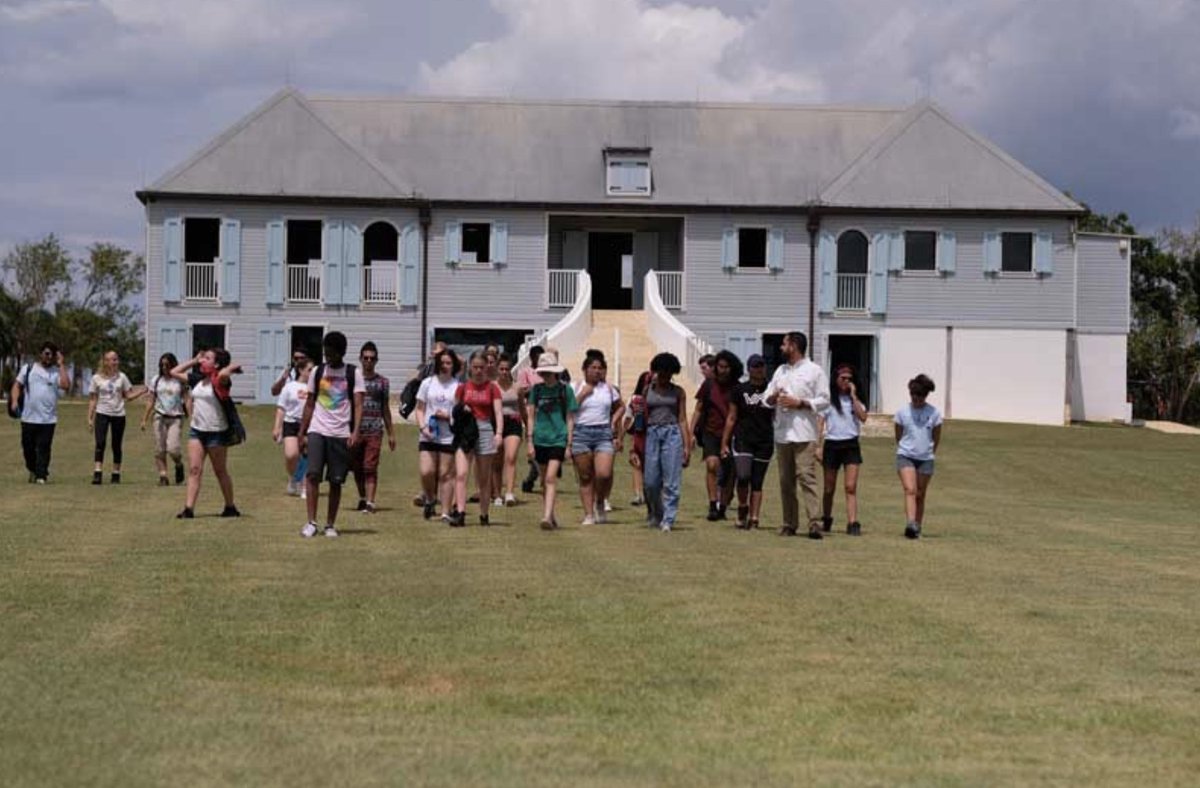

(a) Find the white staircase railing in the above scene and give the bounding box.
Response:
[645,269,712,389]
[516,270,593,375]
[547,269,579,308]
[655,271,683,310]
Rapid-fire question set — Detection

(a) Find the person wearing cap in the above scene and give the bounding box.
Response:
[764,331,830,539]
[524,351,578,530]
[721,353,775,530]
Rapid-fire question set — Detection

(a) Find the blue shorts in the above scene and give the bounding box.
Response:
[571,423,614,456]
[189,428,232,449]
[896,455,935,476]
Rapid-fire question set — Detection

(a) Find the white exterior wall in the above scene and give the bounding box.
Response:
[1072,334,1129,422]
[878,328,948,415]
[950,329,1066,425]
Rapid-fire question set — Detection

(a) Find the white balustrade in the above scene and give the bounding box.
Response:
[645,269,711,389]
[184,261,219,302]
[547,269,579,308]
[287,262,322,304]
[655,271,684,310]
[517,270,593,375]
[836,273,868,311]
[363,262,398,305]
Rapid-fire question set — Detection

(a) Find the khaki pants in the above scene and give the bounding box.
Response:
[154,414,183,461]
[776,441,820,530]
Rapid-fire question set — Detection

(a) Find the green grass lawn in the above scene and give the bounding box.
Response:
[2,404,1199,786]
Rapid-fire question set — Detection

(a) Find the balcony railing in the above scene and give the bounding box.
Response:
[547,269,578,308]
[836,273,868,311]
[655,271,683,310]
[363,262,398,305]
[184,261,219,302]
[287,262,322,304]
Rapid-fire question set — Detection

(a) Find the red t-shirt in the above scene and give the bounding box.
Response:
[697,380,732,436]
[456,380,501,422]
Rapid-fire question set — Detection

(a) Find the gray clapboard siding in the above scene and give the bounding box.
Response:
[1075,235,1129,334]
[145,201,424,400]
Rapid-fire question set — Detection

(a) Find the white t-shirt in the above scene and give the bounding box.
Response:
[91,372,132,417]
[417,375,459,446]
[190,378,228,433]
[823,395,861,441]
[764,358,830,444]
[276,378,308,423]
[150,374,186,417]
[17,363,64,425]
[895,403,943,461]
[573,381,619,427]
[308,364,367,439]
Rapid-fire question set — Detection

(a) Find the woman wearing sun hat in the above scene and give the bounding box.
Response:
[525,351,578,530]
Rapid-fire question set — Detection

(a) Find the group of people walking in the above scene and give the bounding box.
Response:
[9,329,944,540]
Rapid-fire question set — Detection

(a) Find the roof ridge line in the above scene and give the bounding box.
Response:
[305,93,906,114]
[817,101,928,200]
[288,91,409,196]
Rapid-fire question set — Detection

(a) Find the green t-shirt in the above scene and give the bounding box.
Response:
[529,382,579,447]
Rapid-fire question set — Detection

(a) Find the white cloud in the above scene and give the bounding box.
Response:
[0,0,88,23]
[1169,108,1200,141]
[417,0,823,102]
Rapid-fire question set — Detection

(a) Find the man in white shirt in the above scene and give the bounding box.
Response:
[12,341,71,483]
[765,331,830,538]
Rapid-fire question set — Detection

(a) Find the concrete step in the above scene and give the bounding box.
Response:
[559,309,660,395]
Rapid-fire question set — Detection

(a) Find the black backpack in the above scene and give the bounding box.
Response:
[399,376,421,419]
[7,363,33,420]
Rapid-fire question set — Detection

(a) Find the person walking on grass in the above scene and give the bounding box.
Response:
[895,374,943,540]
[87,350,141,484]
[141,352,188,487]
[721,354,774,530]
[765,331,829,539]
[414,347,460,521]
[299,332,365,538]
[272,359,311,497]
[819,363,868,536]
[643,352,691,533]
[171,349,243,519]
[525,351,577,530]
[623,369,653,509]
[572,353,624,525]
[451,351,504,527]
[350,342,396,515]
[409,340,447,510]
[692,349,741,522]
[12,341,70,484]
[517,344,547,494]
[494,353,525,507]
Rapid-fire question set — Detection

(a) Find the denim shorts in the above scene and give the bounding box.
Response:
[571,423,614,455]
[189,427,232,449]
[896,455,935,476]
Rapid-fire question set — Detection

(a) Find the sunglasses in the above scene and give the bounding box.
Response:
[361,355,378,362]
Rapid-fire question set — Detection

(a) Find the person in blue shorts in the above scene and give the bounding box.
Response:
[894,374,943,539]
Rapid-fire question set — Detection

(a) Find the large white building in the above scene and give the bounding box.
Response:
[139,89,1130,425]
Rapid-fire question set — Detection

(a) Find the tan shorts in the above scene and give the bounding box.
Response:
[154,414,183,459]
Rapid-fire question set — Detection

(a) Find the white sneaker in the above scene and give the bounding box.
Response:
[324,524,339,538]
[596,508,607,524]
[299,486,307,500]
[493,497,504,507]
[504,493,517,506]
[300,522,318,538]
[581,515,595,526]
[286,479,298,496]
[603,499,613,513]
[660,523,672,533]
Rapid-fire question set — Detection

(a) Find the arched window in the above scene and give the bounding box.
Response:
[363,222,400,304]
[836,230,869,310]
[364,221,399,266]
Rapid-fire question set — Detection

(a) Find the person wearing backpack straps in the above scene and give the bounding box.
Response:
[298,331,365,539]
[525,351,578,531]
[690,349,741,522]
[141,352,189,486]
[12,341,70,483]
[170,347,244,519]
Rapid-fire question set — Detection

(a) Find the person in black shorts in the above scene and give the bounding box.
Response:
[720,354,774,529]
[692,350,741,521]
[819,363,868,535]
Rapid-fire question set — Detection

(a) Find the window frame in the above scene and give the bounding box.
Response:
[458,221,494,265]
[901,228,939,275]
[180,215,224,305]
[605,150,652,197]
[832,228,872,314]
[281,215,327,306]
[187,320,230,357]
[1000,230,1036,276]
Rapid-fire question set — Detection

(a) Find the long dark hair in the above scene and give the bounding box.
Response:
[830,364,856,414]
[158,352,178,376]
[713,350,744,385]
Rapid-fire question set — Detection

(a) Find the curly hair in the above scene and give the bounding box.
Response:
[650,352,682,376]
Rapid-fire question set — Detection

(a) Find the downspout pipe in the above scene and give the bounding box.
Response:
[419,203,432,359]
[806,211,820,344]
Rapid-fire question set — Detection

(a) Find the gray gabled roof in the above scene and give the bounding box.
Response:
[144,89,1082,213]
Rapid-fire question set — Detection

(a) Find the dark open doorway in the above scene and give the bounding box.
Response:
[291,325,325,362]
[827,335,874,410]
[588,232,633,309]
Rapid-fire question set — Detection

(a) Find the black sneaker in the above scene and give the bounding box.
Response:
[176,507,194,519]
[423,501,436,520]
[778,525,798,537]
[807,526,824,540]
[904,522,921,539]
[821,515,833,533]
[480,514,490,526]
[110,473,121,484]
[847,522,862,536]
[174,463,185,485]
[158,476,170,487]
[92,471,102,485]
[355,499,369,512]
[219,505,241,518]
[706,502,719,522]
[521,479,535,494]
[468,494,480,504]
[716,504,728,521]
[448,510,465,528]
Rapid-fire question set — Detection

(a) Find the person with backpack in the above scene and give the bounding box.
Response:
[406,340,445,509]
[414,347,460,521]
[525,351,578,530]
[170,348,244,519]
[141,352,189,486]
[450,350,504,526]
[272,357,312,497]
[87,350,142,485]
[11,341,70,484]
[690,349,741,521]
[572,352,624,525]
[350,341,396,515]
[299,331,365,538]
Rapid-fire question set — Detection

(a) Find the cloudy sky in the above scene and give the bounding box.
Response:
[2,0,1198,260]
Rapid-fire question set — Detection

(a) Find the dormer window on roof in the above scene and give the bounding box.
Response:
[605,148,651,197]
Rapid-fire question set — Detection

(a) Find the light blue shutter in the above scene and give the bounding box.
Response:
[872,232,891,273]
[870,237,888,315]
[341,222,362,305]
[492,222,509,267]
[256,325,289,402]
[889,230,905,271]
[937,231,957,274]
[818,231,836,313]
[1034,232,1054,275]
[323,220,344,304]
[983,232,1002,274]
[444,221,461,266]
[163,217,182,302]
[158,322,188,360]
[721,227,738,270]
[221,218,241,304]
[266,220,284,305]
[767,228,785,271]
[400,223,420,307]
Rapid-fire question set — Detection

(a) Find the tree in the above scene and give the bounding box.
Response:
[1,235,71,363]
[60,243,146,390]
